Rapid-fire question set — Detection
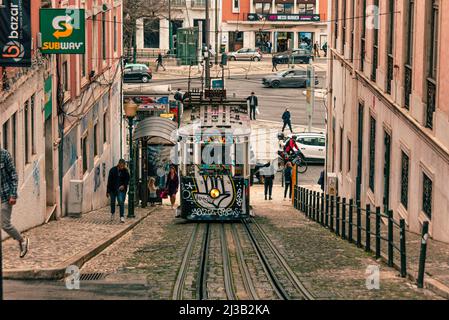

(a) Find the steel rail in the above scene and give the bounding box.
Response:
[220,223,238,300]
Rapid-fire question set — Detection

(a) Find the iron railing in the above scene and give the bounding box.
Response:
[171,0,186,6]
[294,187,407,277]
[191,0,206,7]
[426,78,436,129]
[404,64,412,110]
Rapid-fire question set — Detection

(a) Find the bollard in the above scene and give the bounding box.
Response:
[312,191,317,221]
[300,187,304,212]
[417,221,429,288]
[365,204,371,252]
[305,189,309,217]
[320,193,325,226]
[399,219,407,278]
[325,194,330,227]
[336,196,341,236]
[330,196,335,231]
[342,198,347,240]
[316,192,320,222]
[348,199,354,242]
[309,190,313,218]
[356,201,362,248]
[387,210,394,267]
[294,187,298,209]
[375,207,381,259]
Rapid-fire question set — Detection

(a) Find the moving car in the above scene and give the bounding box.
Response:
[124,64,153,83]
[262,69,319,88]
[273,49,312,64]
[228,48,262,61]
[282,132,326,163]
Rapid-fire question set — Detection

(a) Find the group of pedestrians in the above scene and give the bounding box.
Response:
[262,162,294,201]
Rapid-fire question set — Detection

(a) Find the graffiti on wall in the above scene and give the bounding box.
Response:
[32,160,41,196]
[181,175,247,220]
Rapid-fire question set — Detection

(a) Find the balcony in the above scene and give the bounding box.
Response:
[425,78,436,129]
[191,0,205,7]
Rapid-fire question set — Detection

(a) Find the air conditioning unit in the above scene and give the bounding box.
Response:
[327,172,338,197]
[68,180,83,218]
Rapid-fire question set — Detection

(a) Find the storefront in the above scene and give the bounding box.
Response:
[229,31,244,51]
[275,32,293,52]
[255,31,272,53]
[298,32,314,50]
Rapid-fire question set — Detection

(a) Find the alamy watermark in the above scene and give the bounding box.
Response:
[366,265,380,290]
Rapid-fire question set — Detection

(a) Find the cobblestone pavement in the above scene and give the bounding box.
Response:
[2,206,151,271]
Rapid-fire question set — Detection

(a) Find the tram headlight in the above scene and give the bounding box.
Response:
[210,188,221,199]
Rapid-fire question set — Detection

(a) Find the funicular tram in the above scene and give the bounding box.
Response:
[176,89,252,221]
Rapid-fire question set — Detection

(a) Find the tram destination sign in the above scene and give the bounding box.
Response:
[247,13,320,22]
[40,8,85,54]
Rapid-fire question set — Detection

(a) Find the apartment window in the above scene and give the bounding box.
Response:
[94,123,99,157]
[400,151,409,209]
[62,61,69,92]
[369,116,376,192]
[103,111,108,144]
[334,0,339,48]
[102,12,106,61]
[339,127,343,172]
[347,138,351,172]
[255,2,271,14]
[276,3,293,14]
[404,0,415,110]
[422,172,432,219]
[298,4,315,14]
[82,136,88,174]
[113,15,117,53]
[31,94,36,155]
[233,0,239,11]
[2,120,8,150]
[342,0,346,51]
[350,0,355,62]
[371,0,379,81]
[386,0,394,94]
[426,0,439,129]
[360,0,367,71]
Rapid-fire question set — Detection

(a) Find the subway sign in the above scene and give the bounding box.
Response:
[247,13,320,22]
[40,9,85,54]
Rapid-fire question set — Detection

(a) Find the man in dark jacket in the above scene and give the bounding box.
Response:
[107,159,130,223]
[282,108,293,133]
[247,92,258,120]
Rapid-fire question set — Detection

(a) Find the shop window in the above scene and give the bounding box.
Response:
[255,3,271,14]
[276,3,293,14]
[298,4,315,14]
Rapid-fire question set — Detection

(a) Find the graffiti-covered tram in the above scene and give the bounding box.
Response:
[176,95,251,221]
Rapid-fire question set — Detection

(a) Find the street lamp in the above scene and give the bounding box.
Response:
[124,99,138,218]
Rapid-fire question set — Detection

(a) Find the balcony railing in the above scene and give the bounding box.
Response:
[171,0,186,6]
[191,0,205,7]
[386,54,393,94]
[404,64,412,110]
[425,78,436,129]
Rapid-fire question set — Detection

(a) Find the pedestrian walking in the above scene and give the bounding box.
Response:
[318,170,325,191]
[107,159,130,223]
[322,42,328,57]
[246,92,259,120]
[0,148,29,258]
[148,177,159,207]
[156,53,166,72]
[272,55,278,72]
[314,41,320,57]
[166,166,179,210]
[283,162,293,200]
[174,88,183,102]
[264,174,274,200]
[266,40,272,54]
[282,108,293,133]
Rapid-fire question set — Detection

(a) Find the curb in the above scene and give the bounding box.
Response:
[3,208,156,280]
[407,272,449,299]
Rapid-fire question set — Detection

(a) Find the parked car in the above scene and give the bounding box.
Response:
[124,64,153,83]
[228,48,262,61]
[282,132,326,163]
[262,69,319,88]
[273,49,312,64]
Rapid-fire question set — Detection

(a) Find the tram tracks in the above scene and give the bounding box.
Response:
[172,219,314,300]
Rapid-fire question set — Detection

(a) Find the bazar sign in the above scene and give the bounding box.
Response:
[40,8,85,54]
[0,0,32,67]
[247,13,320,22]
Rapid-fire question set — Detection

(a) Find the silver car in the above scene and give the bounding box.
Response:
[262,69,319,88]
[228,48,262,61]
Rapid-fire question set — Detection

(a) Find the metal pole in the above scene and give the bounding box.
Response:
[0,223,3,300]
[387,209,394,267]
[417,221,429,288]
[399,219,407,278]
[365,204,371,252]
[205,0,211,89]
[133,23,137,63]
[215,0,219,65]
[168,0,173,54]
[375,206,381,259]
[127,117,135,218]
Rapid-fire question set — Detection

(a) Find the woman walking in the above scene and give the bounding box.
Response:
[166,166,179,209]
[284,162,293,200]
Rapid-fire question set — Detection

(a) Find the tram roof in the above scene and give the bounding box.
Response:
[133,117,177,145]
[178,123,251,137]
[123,84,172,96]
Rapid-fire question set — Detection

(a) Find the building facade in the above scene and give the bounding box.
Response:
[0,0,123,238]
[136,0,222,53]
[327,0,449,243]
[221,0,328,53]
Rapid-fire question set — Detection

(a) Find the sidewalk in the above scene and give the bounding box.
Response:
[1,206,155,280]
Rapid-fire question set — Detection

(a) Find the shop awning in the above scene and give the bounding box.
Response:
[133,117,177,145]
